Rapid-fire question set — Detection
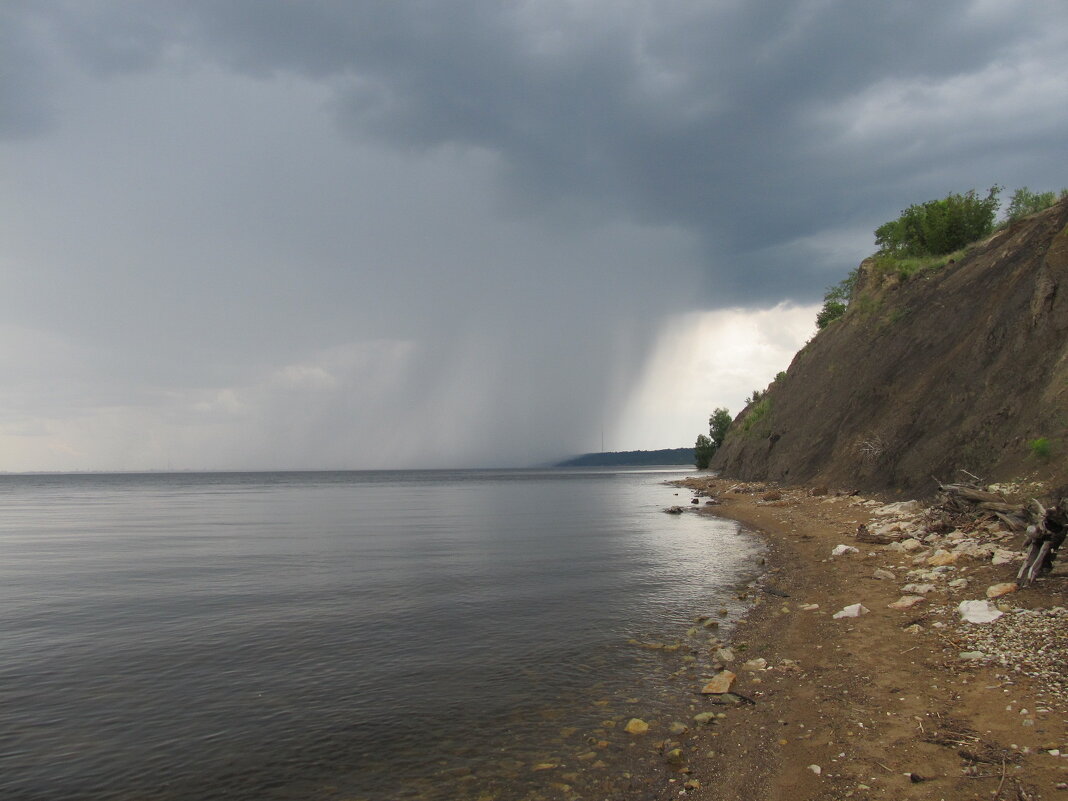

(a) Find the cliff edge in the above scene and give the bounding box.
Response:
[712,197,1068,494]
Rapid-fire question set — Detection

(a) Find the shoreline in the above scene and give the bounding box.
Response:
[662,477,1067,801]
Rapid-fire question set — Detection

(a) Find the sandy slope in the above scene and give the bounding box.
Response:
[669,478,1067,801]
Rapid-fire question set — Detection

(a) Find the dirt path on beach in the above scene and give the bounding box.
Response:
[661,479,1067,801]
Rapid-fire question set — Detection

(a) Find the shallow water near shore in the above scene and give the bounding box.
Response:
[0,468,758,800]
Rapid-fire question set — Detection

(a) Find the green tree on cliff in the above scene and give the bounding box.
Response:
[709,407,732,450]
[695,407,732,468]
[694,434,714,469]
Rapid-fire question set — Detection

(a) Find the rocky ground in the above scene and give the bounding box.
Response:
[661,478,1068,801]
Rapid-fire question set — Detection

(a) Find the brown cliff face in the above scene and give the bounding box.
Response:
[712,197,1068,495]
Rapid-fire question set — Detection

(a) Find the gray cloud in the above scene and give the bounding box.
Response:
[1,1,1067,469]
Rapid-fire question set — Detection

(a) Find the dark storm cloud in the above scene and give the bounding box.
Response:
[8,1,1068,303]
[2,1,1067,470]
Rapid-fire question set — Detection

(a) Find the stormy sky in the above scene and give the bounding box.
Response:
[2,1,1067,471]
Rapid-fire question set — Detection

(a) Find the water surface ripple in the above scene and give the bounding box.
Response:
[0,469,758,800]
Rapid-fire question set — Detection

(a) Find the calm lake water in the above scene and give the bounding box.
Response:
[0,468,759,800]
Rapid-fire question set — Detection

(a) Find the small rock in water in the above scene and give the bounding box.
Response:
[665,748,686,765]
[624,718,650,735]
[669,722,689,735]
[701,670,737,694]
[714,647,735,663]
[693,712,717,725]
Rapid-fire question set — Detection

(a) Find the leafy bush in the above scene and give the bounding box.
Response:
[815,267,860,329]
[709,407,732,450]
[875,187,1000,258]
[694,434,714,469]
[1004,187,1062,223]
[1028,437,1052,461]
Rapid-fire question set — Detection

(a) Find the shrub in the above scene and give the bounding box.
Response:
[694,434,714,469]
[815,267,860,329]
[875,187,1000,258]
[1004,187,1060,223]
[1028,437,1052,461]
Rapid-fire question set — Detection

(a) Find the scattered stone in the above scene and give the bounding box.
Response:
[958,600,1004,624]
[532,763,558,771]
[872,500,921,516]
[668,722,689,736]
[889,595,927,610]
[927,550,960,566]
[831,544,860,556]
[624,718,650,735]
[948,578,969,589]
[665,748,686,765]
[762,490,782,501]
[809,485,828,496]
[873,568,896,580]
[986,582,1018,599]
[832,603,870,619]
[665,506,685,515]
[799,603,820,611]
[741,658,767,671]
[901,539,924,552]
[693,712,717,725]
[808,764,822,775]
[714,647,735,663]
[959,651,988,661]
[701,670,737,694]
[991,548,1018,566]
[902,583,936,595]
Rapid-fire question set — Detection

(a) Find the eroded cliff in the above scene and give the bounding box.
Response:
[712,198,1068,494]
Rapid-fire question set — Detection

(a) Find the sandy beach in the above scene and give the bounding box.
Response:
[664,477,1067,801]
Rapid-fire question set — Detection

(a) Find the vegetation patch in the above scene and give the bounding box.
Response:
[741,397,771,436]
[1027,437,1052,462]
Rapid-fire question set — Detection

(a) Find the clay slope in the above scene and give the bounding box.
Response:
[712,197,1068,494]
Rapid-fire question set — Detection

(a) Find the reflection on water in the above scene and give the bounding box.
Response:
[0,469,760,800]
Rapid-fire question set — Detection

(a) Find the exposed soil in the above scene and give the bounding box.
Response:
[658,478,1068,801]
[712,198,1068,495]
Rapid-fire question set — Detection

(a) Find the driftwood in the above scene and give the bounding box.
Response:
[1017,498,1067,586]
[854,523,901,544]
[935,481,1029,531]
[936,477,1064,583]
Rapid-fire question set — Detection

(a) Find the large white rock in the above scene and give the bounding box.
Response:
[958,600,1003,624]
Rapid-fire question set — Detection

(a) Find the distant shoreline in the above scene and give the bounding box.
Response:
[554,447,694,467]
